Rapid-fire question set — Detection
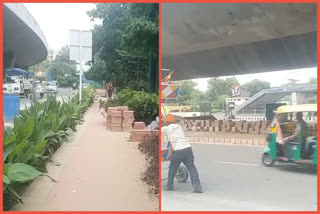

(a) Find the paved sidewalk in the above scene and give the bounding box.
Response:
[13,100,158,211]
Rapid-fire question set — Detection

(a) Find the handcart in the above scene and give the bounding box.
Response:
[161,142,189,183]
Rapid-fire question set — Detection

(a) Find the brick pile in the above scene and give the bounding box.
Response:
[122,111,134,131]
[134,122,146,130]
[130,130,158,142]
[106,106,135,132]
[111,110,122,131]
[178,119,271,135]
[106,107,118,130]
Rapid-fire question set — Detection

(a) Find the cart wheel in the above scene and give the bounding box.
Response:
[262,153,275,167]
[175,165,188,182]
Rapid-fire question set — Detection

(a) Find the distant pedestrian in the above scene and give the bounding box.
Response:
[106,81,113,98]
[161,114,202,193]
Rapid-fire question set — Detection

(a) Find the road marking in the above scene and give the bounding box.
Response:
[212,161,259,167]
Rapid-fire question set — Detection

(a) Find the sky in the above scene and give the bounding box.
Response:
[193,67,317,91]
[24,3,99,51]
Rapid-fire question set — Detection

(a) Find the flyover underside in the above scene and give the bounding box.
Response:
[3,4,48,68]
[162,32,317,80]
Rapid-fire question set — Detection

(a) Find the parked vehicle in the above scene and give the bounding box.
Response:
[72,83,78,90]
[47,82,58,94]
[262,104,317,167]
[3,68,33,97]
[35,81,47,99]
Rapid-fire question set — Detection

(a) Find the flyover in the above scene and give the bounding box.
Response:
[3,3,48,70]
[161,3,317,80]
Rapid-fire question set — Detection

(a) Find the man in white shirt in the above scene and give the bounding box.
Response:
[162,114,202,193]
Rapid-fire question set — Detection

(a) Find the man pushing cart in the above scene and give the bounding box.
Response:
[161,70,202,193]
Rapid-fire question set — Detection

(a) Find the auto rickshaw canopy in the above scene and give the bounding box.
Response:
[276,104,317,114]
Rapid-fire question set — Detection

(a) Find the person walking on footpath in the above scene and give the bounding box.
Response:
[106,81,113,98]
[161,114,202,193]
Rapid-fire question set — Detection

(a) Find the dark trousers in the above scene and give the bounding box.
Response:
[167,147,201,190]
[108,90,112,98]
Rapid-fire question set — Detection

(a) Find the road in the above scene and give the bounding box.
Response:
[161,143,317,211]
[19,88,75,110]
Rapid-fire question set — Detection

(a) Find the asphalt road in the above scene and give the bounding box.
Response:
[19,88,75,110]
[161,143,317,211]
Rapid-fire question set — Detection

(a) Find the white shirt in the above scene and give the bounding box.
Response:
[161,123,191,151]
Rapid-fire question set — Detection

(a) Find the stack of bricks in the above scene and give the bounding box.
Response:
[232,121,243,133]
[221,120,231,132]
[118,106,129,116]
[111,110,122,131]
[210,120,222,132]
[253,121,262,134]
[176,118,273,135]
[106,107,118,130]
[122,111,134,131]
[241,121,249,133]
[260,121,269,134]
[134,122,146,130]
[130,121,155,142]
[130,130,158,142]
[181,120,194,131]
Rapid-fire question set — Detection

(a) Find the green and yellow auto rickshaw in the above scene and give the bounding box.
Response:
[262,104,317,167]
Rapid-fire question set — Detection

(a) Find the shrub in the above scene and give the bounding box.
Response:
[137,134,159,195]
[104,88,158,124]
[127,91,158,124]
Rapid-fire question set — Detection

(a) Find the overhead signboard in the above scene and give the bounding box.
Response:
[69,30,92,62]
[231,85,241,97]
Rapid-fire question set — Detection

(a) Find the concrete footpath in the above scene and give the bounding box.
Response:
[13,100,158,211]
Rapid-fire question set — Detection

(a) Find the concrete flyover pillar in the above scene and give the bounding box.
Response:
[3,51,15,71]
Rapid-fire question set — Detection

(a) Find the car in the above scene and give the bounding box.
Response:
[47,82,58,93]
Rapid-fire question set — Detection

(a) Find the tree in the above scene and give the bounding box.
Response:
[176,80,197,105]
[86,3,158,92]
[47,46,77,81]
[241,79,271,97]
[28,59,51,78]
[308,77,317,84]
[205,77,239,110]
[186,90,206,111]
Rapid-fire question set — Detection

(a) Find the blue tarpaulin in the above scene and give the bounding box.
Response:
[6,67,30,77]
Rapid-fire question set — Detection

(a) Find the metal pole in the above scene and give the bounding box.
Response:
[79,30,83,103]
[193,96,196,110]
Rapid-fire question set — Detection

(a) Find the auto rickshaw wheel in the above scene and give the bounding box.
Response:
[262,153,275,167]
[175,165,188,182]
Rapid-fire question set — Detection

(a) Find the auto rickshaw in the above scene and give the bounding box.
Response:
[262,104,317,167]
